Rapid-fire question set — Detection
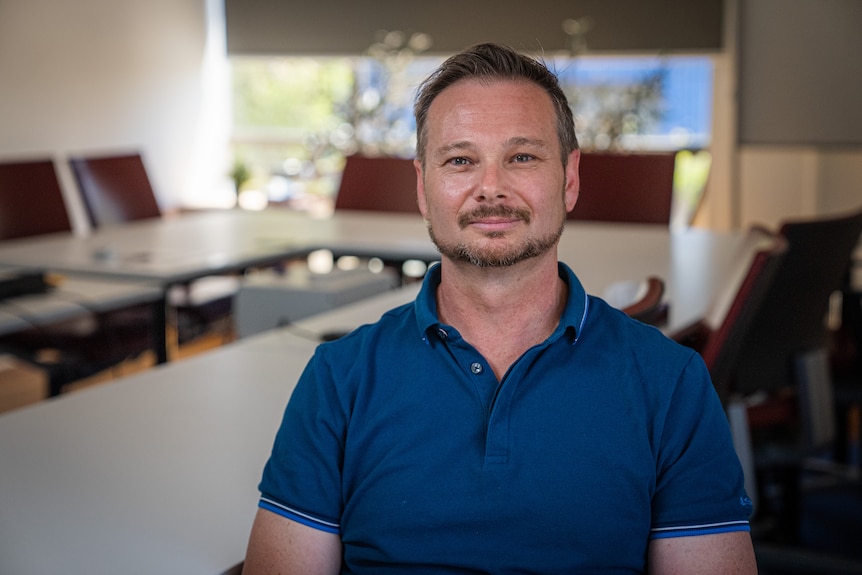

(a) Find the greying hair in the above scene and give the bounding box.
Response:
[414,43,578,167]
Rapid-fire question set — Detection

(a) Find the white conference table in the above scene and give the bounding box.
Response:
[0,209,434,363]
[0,288,416,575]
[0,209,435,284]
[0,208,747,337]
[0,275,162,337]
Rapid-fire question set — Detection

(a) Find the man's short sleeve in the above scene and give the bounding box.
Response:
[650,352,753,538]
[258,347,345,534]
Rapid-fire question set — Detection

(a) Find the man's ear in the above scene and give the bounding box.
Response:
[414,158,428,218]
[564,149,580,213]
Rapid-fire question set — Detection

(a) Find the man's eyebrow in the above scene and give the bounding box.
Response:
[432,137,551,159]
[431,141,474,160]
[507,136,552,151]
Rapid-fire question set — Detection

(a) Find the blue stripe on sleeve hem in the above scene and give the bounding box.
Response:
[258,498,341,535]
[650,520,750,540]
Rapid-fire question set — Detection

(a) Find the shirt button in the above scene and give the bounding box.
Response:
[470,362,483,375]
[437,328,448,339]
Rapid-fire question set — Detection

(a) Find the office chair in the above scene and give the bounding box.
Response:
[732,208,862,398]
[0,159,72,240]
[724,207,862,559]
[334,154,419,214]
[69,152,237,344]
[672,228,788,400]
[614,276,667,325]
[69,153,162,226]
[567,151,677,225]
[0,157,159,395]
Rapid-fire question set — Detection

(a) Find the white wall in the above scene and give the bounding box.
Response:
[0,0,231,232]
[737,147,862,230]
[817,150,862,214]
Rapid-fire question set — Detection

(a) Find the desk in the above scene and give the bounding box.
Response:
[0,287,426,575]
[0,276,162,337]
[0,209,746,337]
[0,210,434,284]
[0,209,433,362]
[1,276,166,396]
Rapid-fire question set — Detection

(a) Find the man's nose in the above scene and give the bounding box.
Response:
[474,164,508,201]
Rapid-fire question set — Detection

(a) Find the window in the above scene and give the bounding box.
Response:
[229,53,713,213]
[553,55,713,151]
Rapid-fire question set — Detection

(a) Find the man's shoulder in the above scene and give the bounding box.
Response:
[584,295,694,360]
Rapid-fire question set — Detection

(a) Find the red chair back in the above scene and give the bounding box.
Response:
[69,153,162,228]
[700,234,788,401]
[334,155,419,214]
[671,229,787,403]
[568,151,676,225]
[0,159,72,240]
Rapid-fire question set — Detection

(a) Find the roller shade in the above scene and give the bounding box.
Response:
[225,0,724,56]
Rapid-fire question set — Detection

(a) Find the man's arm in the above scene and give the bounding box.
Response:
[648,531,757,575]
[243,508,342,575]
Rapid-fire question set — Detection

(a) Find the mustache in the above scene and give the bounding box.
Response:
[457,205,532,228]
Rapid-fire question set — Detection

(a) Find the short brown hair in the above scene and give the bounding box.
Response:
[414,43,578,167]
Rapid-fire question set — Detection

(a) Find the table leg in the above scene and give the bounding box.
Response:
[152,296,169,364]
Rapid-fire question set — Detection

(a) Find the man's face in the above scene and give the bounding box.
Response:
[415,79,579,268]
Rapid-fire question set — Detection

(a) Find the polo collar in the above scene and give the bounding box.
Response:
[414,262,589,345]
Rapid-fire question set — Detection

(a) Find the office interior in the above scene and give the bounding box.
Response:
[2,0,861,233]
[1,0,862,572]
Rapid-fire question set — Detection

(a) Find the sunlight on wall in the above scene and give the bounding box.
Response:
[182,0,236,209]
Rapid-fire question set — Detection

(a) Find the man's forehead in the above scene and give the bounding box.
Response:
[425,79,557,141]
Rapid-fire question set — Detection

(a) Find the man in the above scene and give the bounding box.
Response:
[244,43,757,574]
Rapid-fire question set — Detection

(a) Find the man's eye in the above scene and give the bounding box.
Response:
[513,153,535,163]
[448,157,470,166]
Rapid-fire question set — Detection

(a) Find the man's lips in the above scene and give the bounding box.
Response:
[468,217,522,230]
[458,206,531,229]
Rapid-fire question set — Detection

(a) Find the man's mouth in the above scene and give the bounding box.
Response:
[458,206,531,229]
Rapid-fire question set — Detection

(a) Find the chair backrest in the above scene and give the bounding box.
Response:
[620,276,666,325]
[697,230,788,402]
[567,151,677,225]
[69,153,162,228]
[334,155,419,214]
[0,159,72,240]
[732,207,862,396]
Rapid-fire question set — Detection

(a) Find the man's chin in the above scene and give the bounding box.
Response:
[447,242,549,268]
[428,223,562,268]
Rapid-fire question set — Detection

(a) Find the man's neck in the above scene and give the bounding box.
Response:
[435,253,567,380]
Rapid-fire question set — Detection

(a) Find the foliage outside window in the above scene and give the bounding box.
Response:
[230,49,713,216]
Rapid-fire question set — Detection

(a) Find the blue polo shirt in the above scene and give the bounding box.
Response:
[259,262,752,573]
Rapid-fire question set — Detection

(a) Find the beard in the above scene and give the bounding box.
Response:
[427,204,565,268]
